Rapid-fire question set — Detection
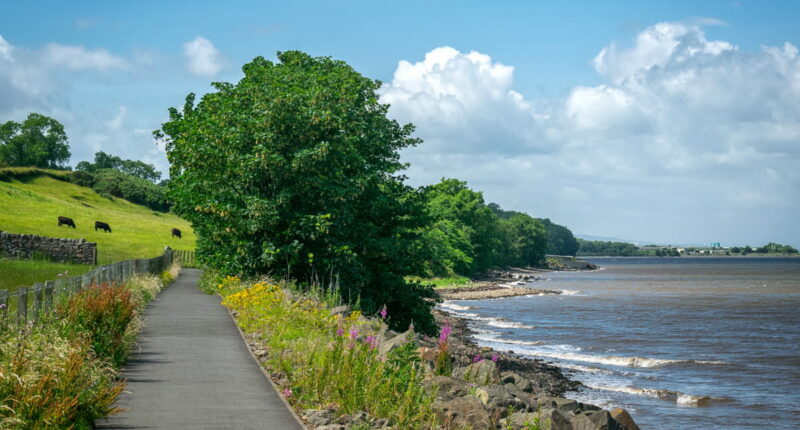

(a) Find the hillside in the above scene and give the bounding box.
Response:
[0,169,195,265]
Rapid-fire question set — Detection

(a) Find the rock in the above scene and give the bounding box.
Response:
[339,411,370,427]
[453,359,500,384]
[304,409,336,428]
[372,418,390,428]
[316,425,345,430]
[417,346,438,361]
[329,305,349,316]
[433,395,491,429]
[378,330,412,358]
[422,376,471,401]
[610,408,640,430]
[538,396,580,413]
[571,410,620,430]
[503,408,572,430]
[502,372,534,393]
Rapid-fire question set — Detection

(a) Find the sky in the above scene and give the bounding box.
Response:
[1,1,799,247]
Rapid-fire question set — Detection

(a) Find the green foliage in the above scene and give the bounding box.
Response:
[499,214,547,267]
[0,174,194,266]
[539,218,579,256]
[220,278,436,427]
[0,259,92,292]
[0,113,71,169]
[577,239,643,256]
[158,51,437,334]
[76,151,162,183]
[57,283,138,367]
[88,169,169,212]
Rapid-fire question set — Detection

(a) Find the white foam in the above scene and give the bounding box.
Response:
[561,289,581,296]
[474,335,544,347]
[485,318,536,329]
[516,349,725,368]
[440,302,472,311]
[586,384,729,407]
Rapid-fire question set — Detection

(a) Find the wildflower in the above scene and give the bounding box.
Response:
[491,353,499,363]
[439,325,452,345]
[379,305,388,319]
[283,388,292,397]
[336,327,344,337]
[0,304,6,310]
[473,355,483,363]
[349,328,358,340]
[365,335,378,349]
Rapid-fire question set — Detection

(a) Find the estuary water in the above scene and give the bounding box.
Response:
[441,257,800,429]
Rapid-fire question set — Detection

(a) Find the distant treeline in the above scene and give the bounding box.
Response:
[577,239,644,256]
[577,239,798,256]
[72,152,169,212]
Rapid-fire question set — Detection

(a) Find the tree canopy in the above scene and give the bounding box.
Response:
[157,51,438,334]
[0,113,70,169]
[76,151,162,183]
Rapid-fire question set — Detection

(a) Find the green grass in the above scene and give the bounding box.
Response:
[0,259,94,291]
[0,170,195,290]
[0,173,195,265]
[407,275,472,289]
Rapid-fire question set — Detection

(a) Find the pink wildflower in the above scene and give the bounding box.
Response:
[473,355,483,363]
[336,327,344,337]
[438,325,452,345]
[365,335,378,349]
[349,328,358,340]
[491,353,499,363]
[380,305,388,319]
[283,388,292,397]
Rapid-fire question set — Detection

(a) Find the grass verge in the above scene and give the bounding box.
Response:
[0,264,180,428]
[408,275,472,289]
[205,272,437,428]
[0,258,94,291]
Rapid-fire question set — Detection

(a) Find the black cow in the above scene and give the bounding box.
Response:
[58,216,76,228]
[171,228,182,239]
[95,221,112,233]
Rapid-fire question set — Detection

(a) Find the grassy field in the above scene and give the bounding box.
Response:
[408,275,472,289]
[0,170,195,290]
[0,259,94,290]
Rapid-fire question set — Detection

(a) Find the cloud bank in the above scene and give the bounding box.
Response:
[184,36,223,77]
[381,22,800,246]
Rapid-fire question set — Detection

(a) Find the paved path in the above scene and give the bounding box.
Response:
[97,269,304,429]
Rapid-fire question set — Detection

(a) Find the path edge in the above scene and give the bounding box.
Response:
[219,293,309,429]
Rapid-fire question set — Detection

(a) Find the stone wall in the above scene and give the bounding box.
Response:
[0,231,97,264]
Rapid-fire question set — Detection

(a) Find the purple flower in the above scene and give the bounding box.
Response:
[349,328,358,340]
[491,353,499,363]
[438,325,452,345]
[365,335,378,349]
[0,304,6,310]
[473,355,483,363]
[283,388,292,397]
[336,327,344,336]
[379,305,388,319]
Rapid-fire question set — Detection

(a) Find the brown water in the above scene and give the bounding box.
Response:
[442,257,800,429]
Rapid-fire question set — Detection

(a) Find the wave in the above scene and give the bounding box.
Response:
[439,302,472,311]
[474,334,544,347]
[485,319,536,329]
[561,289,581,296]
[586,384,733,407]
[516,349,726,368]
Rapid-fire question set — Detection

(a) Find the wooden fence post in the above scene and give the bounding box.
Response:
[17,287,27,324]
[31,283,42,323]
[44,281,55,313]
[0,290,7,322]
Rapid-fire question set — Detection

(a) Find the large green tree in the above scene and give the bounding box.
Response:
[0,113,70,168]
[76,151,162,183]
[156,51,438,334]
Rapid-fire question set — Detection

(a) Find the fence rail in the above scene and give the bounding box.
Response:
[0,247,195,328]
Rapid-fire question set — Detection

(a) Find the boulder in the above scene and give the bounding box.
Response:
[377,330,412,358]
[571,410,621,430]
[610,408,640,430]
[502,371,534,392]
[503,408,572,430]
[433,395,491,429]
[453,359,500,384]
[304,409,336,428]
[538,396,579,413]
[316,426,345,430]
[422,375,471,401]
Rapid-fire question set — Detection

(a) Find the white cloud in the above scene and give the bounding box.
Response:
[43,43,127,71]
[0,35,13,61]
[385,22,800,246]
[183,36,222,77]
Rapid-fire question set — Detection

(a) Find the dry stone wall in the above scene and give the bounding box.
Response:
[0,231,97,264]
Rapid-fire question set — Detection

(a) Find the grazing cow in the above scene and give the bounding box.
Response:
[95,221,112,233]
[58,216,76,228]
[171,228,182,239]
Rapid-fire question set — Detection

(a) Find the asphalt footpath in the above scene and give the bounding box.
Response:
[96,268,304,429]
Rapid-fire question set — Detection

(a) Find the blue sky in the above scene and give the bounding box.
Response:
[2,1,799,247]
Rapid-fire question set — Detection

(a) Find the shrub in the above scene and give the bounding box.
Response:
[220,278,436,427]
[0,324,124,428]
